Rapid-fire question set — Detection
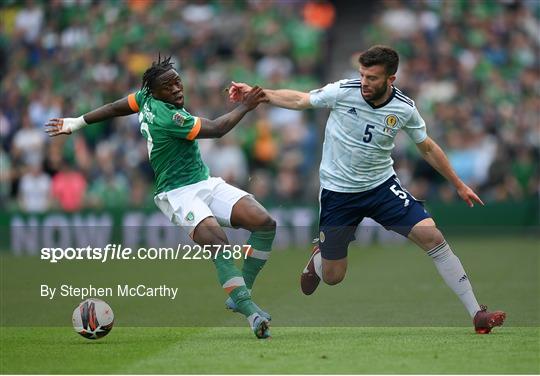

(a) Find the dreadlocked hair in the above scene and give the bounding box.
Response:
[141,54,174,95]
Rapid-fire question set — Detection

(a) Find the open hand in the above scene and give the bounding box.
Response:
[44,118,72,137]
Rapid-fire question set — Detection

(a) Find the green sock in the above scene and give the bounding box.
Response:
[242,229,275,290]
[213,250,257,317]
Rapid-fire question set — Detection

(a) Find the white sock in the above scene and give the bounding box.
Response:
[313,251,322,279]
[428,241,481,318]
[247,313,258,329]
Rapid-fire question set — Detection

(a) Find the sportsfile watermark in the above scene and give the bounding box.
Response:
[40,244,251,263]
[1,225,538,327]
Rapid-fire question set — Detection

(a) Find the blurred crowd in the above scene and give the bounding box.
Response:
[353,0,540,203]
[0,0,332,212]
[0,0,538,214]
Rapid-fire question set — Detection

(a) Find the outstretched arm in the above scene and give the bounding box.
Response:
[45,97,135,137]
[416,136,484,207]
[228,82,312,110]
[197,86,268,139]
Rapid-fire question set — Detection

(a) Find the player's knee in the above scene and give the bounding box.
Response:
[254,213,276,232]
[246,215,275,258]
[264,214,277,231]
[322,269,346,285]
[193,223,228,246]
[205,234,228,247]
[423,228,445,250]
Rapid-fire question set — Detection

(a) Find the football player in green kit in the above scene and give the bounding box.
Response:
[45,56,275,339]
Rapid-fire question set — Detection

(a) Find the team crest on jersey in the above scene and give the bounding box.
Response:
[383,114,398,134]
[185,211,194,222]
[173,112,185,127]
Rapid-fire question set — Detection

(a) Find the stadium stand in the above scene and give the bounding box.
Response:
[0,0,538,213]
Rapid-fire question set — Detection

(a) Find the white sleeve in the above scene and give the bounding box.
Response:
[403,107,428,144]
[309,81,341,109]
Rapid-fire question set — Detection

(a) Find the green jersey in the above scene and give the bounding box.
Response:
[128,91,209,194]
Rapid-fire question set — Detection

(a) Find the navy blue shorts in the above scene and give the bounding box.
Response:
[319,176,431,260]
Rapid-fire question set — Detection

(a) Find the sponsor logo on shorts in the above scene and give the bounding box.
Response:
[319,231,325,243]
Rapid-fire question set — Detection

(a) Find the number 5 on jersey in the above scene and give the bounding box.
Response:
[363,124,375,143]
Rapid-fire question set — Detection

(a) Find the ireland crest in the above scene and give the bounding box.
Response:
[173,112,185,127]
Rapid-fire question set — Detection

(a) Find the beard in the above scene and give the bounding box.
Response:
[362,84,388,102]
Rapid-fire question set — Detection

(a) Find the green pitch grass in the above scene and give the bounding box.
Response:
[1,234,539,373]
[1,327,539,374]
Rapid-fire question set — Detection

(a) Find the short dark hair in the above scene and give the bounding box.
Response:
[141,54,175,94]
[358,45,399,76]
